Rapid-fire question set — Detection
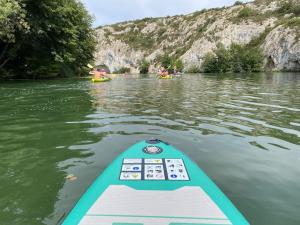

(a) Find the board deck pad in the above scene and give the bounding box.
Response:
[62,140,249,225]
[81,185,231,225]
[120,158,189,181]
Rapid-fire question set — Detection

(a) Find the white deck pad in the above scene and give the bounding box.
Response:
[79,185,232,225]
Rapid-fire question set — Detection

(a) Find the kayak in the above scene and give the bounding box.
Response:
[91,77,111,82]
[62,139,249,225]
[171,73,182,77]
[158,75,172,79]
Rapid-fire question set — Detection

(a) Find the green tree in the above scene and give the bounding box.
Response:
[202,43,232,73]
[234,1,243,6]
[237,7,256,18]
[114,67,130,74]
[202,52,219,73]
[0,0,29,43]
[202,43,263,73]
[229,43,244,72]
[230,43,263,72]
[157,54,184,73]
[214,43,232,73]
[0,0,29,75]
[173,58,184,72]
[138,59,150,74]
[277,0,300,16]
[158,54,172,69]
[0,0,96,79]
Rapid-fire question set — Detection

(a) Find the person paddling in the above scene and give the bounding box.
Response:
[92,68,108,80]
[159,67,168,77]
[99,69,107,78]
[92,69,100,79]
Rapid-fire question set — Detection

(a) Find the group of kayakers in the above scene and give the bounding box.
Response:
[89,66,181,80]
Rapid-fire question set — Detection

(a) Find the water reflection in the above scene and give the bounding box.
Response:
[77,73,300,225]
[0,81,96,225]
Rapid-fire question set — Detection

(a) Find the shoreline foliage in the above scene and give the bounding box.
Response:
[202,43,264,73]
[138,59,150,74]
[156,54,184,73]
[113,67,130,74]
[0,0,96,79]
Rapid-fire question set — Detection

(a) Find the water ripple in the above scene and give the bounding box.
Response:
[1,74,300,225]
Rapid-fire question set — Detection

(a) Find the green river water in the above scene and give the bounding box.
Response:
[0,73,300,225]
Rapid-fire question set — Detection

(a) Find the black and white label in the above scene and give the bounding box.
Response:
[144,158,163,164]
[120,172,141,180]
[123,158,142,164]
[120,158,189,181]
[121,164,142,172]
[165,159,189,181]
[144,164,165,180]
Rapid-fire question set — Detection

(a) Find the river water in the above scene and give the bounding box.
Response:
[0,73,300,225]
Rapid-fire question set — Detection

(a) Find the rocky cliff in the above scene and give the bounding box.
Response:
[94,0,300,73]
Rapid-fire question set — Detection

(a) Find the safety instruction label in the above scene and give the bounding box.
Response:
[144,158,162,164]
[144,164,165,180]
[165,159,189,181]
[120,172,141,180]
[120,158,189,181]
[122,164,142,172]
[123,158,142,164]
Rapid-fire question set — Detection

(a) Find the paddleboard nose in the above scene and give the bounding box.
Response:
[62,139,249,225]
[145,138,161,144]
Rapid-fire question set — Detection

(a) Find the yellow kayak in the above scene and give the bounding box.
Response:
[91,77,111,82]
[158,75,172,79]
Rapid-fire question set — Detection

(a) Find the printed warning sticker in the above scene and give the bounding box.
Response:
[123,158,142,164]
[144,158,163,164]
[165,159,189,180]
[120,158,189,181]
[144,164,165,180]
[121,164,142,172]
[120,172,141,180]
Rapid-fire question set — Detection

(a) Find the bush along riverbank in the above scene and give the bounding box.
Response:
[0,0,96,79]
[201,43,264,73]
[136,55,183,74]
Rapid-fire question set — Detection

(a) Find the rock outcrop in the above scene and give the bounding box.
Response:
[263,25,300,71]
[94,0,300,73]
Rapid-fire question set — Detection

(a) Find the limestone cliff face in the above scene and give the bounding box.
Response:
[94,30,143,73]
[94,0,300,73]
[263,25,300,71]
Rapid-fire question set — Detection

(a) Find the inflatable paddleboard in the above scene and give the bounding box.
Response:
[62,139,249,225]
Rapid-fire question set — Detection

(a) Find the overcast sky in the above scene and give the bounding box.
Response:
[81,0,249,27]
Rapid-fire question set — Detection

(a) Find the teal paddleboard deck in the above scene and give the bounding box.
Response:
[62,140,249,225]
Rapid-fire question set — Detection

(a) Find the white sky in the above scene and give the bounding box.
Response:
[81,0,250,27]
